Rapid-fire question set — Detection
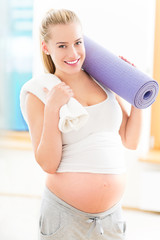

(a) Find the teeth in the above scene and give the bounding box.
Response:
[66,59,79,64]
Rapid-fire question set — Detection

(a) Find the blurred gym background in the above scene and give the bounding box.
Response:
[0,0,160,239]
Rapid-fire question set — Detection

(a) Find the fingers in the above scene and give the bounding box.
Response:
[119,56,136,67]
[43,87,49,93]
[43,83,66,93]
[55,82,73,93]
[43,82,74,96]
[56,82,68,89]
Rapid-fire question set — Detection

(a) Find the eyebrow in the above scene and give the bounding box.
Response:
[56,38,82,45]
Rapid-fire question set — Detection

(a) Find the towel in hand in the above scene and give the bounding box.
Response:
[20,73,89,133]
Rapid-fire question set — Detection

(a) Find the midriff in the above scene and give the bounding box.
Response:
[46,172,126,213]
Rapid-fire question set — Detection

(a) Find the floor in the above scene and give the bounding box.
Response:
[0,194,160,240]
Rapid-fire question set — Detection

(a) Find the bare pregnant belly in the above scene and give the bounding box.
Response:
[46,172,126,213]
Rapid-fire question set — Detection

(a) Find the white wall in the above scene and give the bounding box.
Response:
[33,0,155,73]
[32,0,158,209]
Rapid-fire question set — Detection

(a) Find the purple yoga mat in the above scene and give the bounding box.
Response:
[83,36,159,109]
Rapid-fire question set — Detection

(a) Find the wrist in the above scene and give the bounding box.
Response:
[45,102,60,114]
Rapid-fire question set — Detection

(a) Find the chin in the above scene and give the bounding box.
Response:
[66,68,82,75]
[65,64,83,74]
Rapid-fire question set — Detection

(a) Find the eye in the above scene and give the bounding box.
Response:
[75,41,82,45]
[58,45,66,48]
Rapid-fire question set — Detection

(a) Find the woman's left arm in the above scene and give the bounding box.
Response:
[116,95,143,150]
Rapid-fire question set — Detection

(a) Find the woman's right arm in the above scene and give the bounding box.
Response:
[25,82,73,174]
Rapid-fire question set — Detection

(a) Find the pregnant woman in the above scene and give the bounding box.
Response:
[24,8,142,240]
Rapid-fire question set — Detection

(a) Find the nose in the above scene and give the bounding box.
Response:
[67,45,78,59]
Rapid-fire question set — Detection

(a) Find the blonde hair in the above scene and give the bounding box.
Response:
[39,9,81,74]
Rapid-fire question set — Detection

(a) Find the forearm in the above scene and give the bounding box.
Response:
[124,106,143,149]
[36,106,62,173]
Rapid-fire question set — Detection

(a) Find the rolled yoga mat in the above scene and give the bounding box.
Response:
[83,36,159,109]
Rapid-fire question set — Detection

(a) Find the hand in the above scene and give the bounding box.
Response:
[43,82,74,110]
[119,56,136,67]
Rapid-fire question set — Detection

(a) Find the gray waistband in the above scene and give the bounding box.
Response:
[42,186,123,237]
[42,186,121,219]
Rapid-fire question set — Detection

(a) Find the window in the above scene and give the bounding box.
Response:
[140,0,160,163]
[150,0,160,150]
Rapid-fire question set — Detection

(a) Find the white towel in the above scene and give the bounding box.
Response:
[20,73,89,133]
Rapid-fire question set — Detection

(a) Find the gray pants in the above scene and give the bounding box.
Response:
[39,186,126,240]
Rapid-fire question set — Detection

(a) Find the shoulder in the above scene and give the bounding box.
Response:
[26,91,44,106]
[20,73,61,122]
[25,93,45,124]
[34,73,61,89]
[26,92,44,111]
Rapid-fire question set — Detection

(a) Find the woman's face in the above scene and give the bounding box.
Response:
[46,22,85,76]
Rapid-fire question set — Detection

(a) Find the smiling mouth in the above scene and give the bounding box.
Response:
[64,58,80,65]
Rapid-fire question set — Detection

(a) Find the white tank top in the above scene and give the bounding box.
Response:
[57,80,126,174]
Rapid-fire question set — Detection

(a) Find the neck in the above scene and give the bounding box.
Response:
[55,69,86,86]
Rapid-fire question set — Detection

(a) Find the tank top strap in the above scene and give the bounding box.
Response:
[91,77,115,100]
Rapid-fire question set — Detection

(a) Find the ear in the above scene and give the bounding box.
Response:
[42,41,50,55]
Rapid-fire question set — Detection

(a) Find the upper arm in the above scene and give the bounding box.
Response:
[115,95,129,142]
[25,93,45,154]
